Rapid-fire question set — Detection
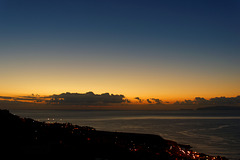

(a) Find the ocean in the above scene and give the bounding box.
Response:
[10,109,240,160]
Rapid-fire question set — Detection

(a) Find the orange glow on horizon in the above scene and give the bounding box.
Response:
[1,59,239,104]
[1,92,240,105]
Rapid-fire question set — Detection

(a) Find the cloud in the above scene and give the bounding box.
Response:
[48,92,126,105]
[144,98,163,105]
[0,96,13,100]
[151,98,162,104]
[208,96,240,105]
[147,99,152,103]
[175,96,240,105]
[1,93,240,110]
[125,99,131,103]
[0,95,47,104]
[134,97,142,103]
[194,97,208,105]
[0,92,127,107]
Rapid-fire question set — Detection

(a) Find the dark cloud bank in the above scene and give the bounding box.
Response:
[175,96,240,105]
[0,93,240,110]
[0,92,126,106]
[0,95,43,102]
[48,92,126,105]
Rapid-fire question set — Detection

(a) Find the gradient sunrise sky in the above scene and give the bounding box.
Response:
[0,0,240,101]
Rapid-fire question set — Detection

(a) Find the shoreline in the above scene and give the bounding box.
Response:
[0,109,228,159]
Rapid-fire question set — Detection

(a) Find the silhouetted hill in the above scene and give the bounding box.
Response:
[0,109,228,159]
[197,106,240,111]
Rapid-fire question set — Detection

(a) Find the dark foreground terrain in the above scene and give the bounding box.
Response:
[0,109,228,159]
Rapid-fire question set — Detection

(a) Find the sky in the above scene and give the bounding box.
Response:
[0,0,240,108]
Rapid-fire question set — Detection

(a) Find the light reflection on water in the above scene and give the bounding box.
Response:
[109,116,240,120]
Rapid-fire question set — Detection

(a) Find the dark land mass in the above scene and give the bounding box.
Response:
[197,106,240,111]
[180,109,194,111]
[0,110,228,159]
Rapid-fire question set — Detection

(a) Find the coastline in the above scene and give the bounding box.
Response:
[0,109,228,159]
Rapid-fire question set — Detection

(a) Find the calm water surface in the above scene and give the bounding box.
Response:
[11,110,240,160]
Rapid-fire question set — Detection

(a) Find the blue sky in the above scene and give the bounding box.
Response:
[0,0,240,100]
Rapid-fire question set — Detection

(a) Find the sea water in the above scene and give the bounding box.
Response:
[10,109,240,160]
